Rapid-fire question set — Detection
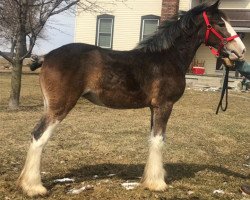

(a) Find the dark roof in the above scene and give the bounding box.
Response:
[222,9,250,28]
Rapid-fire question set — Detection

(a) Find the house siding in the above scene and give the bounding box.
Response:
[244,34,250,62]
[220,0,250,9]
[75,0,162,50]
[179,0,190,11]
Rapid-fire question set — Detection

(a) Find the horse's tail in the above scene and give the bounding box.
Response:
[30,55,44,71]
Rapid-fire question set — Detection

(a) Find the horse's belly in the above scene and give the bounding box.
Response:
[82,91,105,106]
[82,89,148,109]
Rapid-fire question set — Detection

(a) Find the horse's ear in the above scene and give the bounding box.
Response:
[209,0,221,10]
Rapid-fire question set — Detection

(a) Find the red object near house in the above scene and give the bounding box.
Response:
[192,66,205,75]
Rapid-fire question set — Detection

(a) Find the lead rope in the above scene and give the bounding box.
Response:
[216,67,229,114]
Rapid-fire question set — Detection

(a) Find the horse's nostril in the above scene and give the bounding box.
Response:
[242,48,246,54]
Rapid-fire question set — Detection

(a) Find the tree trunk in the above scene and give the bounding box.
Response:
[8,0,28,110]
[9,60,23,110]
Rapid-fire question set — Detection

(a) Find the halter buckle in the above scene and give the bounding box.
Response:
[222,38,228,45]
[207,24,212,30]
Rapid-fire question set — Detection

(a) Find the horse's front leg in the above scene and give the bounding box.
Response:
[142,102,173,191]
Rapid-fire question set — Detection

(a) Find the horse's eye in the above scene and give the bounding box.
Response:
[218,22,225,27]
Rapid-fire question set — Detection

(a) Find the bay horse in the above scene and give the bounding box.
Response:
[18,0,245,196]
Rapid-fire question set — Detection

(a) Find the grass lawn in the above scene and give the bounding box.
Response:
[0,73,249,200]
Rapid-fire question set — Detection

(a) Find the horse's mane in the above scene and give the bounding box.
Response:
[136,2,226,52]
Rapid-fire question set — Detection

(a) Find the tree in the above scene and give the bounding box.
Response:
[0,0,120,110]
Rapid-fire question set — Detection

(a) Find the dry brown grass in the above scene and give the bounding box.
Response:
[0,73,249,200]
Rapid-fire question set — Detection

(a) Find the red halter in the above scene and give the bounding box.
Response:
[202,11,239,57]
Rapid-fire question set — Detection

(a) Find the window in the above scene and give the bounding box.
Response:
[140,15,160,41]
[96,14,114,49]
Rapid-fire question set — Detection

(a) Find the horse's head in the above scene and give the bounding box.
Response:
[197,0,245,61]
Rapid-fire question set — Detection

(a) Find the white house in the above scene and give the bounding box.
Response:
[75,0,250,75]
[75,0,164,50]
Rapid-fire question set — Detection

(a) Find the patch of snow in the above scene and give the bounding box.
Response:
[54,178,75,183]
[194,88,203,91]
[204,87,220,92]
[93,175,98,179]
[67,185,94,194]
[107,174,116,177]
[121,181,140,190]
[213,189,225,194]
[187,191,194,195]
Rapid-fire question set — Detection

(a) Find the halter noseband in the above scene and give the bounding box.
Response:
[202,11,239,57]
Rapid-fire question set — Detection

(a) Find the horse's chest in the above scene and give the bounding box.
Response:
[83,74,148,108]
[151,75,186,103]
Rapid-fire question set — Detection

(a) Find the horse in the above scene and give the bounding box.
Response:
[17,0,245,196]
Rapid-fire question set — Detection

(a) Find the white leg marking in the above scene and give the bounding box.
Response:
[40,82,49,111]
[42,90,49,111]
[142,135,167,191]
[18,121,59,197]
[43,98,48,111]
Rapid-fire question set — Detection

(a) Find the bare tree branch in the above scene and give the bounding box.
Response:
[0,51,14,64]
[50,0,79,15]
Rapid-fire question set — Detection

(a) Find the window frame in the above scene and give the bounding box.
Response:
[96,14,115,49]
[140,15,160,41]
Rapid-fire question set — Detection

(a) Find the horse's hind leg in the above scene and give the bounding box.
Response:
[17,70,83,197]
[17,115,59,196]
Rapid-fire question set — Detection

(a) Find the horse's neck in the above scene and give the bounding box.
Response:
[170,32,202,73]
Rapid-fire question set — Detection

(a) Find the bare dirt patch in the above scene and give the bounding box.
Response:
[0,73,249,200]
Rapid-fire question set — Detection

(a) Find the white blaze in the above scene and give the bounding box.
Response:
[222,18,246,59]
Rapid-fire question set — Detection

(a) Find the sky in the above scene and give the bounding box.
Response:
[33,13,75,55]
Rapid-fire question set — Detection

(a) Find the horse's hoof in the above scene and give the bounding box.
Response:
[27,185,47,197]
[18,180,48,197]
[141,179,167,191]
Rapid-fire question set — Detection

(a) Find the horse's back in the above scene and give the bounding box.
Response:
[43,43,100,68]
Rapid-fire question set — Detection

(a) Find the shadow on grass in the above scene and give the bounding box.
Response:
[47,162,248,188]
[19,104,43,110]
[0,104,43,112]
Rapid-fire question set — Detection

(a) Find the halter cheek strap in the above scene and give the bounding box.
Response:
[202,11,239,57]
[202,12,240,114]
